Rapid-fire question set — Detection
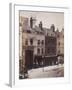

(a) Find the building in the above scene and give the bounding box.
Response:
[56,28,64,64]
[19,16,30,74]
[22,19,45,69]
[44,24,57,66]
[19,17,45,73]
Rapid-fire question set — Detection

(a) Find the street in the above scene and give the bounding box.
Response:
[28,65,64,79]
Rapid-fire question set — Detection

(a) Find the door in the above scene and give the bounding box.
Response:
[25,50,33,69]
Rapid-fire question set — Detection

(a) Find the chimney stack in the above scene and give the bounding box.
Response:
[50,24,55,32]
[30,17,33,28]
[39,21,43,30]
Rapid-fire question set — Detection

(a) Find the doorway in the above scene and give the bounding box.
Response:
[25,50,33,69]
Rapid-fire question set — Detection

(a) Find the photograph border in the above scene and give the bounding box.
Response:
[9,3,70,87]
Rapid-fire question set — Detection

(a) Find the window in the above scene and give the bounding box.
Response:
[27,30,31,33]
[58,50,60,54]
[38,40,40,45]
[52,49,55,54]
[47,49,50,54]
[42,40,44,45]
[57,35,59,38]
[30,39,33,45]
[41,48,44,54]
[37,48,40,54]
[58,42,60,46]
[25,39,28,45]
[51,34,53,36]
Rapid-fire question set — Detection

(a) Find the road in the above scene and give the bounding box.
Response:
[28,65,64,79]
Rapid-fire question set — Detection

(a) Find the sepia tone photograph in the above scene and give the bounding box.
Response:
[19,10,64,79]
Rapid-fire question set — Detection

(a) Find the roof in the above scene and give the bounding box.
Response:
[22,25,56,36]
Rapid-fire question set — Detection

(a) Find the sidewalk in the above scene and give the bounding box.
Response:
[28,64,64,78]
[28,64,64,72]
[43,64,64,71]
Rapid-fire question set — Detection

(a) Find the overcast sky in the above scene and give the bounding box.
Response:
[20,11,64,31]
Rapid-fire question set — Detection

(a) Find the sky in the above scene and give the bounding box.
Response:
[20,11,64,31]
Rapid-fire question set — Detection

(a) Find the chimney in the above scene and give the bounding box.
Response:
[30,17,33,28]
[39,21,43,30]
[50,24,55,32]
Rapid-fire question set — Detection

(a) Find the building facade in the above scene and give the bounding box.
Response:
[44,24,57,66]
[56,28,64,64]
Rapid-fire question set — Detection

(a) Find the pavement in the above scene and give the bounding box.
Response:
[28,64,64,79]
